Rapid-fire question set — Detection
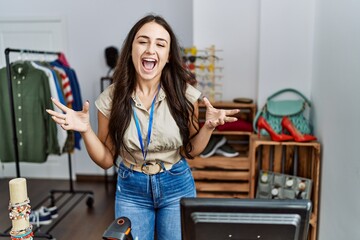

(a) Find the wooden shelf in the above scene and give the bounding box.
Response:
[249,135,321,240]
[191,170,249,181]
[196,192,250,199]
[198,101,257,121]
[199,101,256,109]
[195,181,250,192]
[212,131,253,136]
[191,101,256,197]
[189,156,250,170]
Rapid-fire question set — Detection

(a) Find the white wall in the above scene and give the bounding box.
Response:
[311,0,360,239]
[193,0,315,106]
[257,0,315,107]
[193,0,259,102]
[0,0,193,176]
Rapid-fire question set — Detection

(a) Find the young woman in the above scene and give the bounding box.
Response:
[47,14,239,240]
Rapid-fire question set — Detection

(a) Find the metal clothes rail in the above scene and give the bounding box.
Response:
[0,48,94,240]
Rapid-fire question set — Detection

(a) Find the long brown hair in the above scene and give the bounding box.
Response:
[108,14,198,165]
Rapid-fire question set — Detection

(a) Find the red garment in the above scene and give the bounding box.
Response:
[58,53,71,67]
[53,66,74,105]
[200,119,253,132]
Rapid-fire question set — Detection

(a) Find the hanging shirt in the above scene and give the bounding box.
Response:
[51,60,83,150]
[31,61,67,150]
[0,61,60,163]
[52,66,74,105]
[37,61,66,106]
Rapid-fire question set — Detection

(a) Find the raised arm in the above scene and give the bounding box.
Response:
[188,97,240,157]
[46,98,114,169]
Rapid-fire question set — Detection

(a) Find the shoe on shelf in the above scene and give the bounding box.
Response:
[215,143,240,157]
[200,135,227,158]
[39,205,58,219]
[281,117,317,142]
[257,116,293,142]
[29,210,52,226]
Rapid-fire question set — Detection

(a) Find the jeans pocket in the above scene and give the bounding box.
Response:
[166,159,190,176]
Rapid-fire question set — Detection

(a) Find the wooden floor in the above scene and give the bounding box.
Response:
[0,177,116,240]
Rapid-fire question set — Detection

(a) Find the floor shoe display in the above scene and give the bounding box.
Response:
[39,205,59,219]
[200,135,227,158]
[29,209,52,226]
[215,143,239,157]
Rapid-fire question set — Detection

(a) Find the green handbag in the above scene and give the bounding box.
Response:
[253,88,312,135]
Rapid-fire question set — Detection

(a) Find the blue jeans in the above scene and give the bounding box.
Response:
[115,158,196,240]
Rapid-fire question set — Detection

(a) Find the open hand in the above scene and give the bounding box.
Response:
[46,97,91,133]
[202,97,240,130]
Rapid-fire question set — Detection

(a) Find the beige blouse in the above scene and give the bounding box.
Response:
[95,83,201,167]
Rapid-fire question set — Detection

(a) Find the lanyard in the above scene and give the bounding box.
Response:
[132,85,160,162]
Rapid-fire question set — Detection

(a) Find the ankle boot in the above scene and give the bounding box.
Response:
[257,116,293,142]
[281,117,317,142]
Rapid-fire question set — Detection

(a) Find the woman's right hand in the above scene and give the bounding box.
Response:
[46,97,91,133]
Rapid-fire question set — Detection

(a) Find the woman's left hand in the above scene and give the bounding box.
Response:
[202,97,240,130]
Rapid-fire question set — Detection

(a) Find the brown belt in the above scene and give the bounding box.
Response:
[122,160,175,175]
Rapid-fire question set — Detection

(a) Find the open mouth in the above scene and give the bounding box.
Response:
[142,58,157,70]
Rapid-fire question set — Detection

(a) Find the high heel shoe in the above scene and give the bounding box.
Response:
[257,116,294,141]
[281,117,317,142]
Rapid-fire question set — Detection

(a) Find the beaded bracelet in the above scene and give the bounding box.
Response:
[8,198,31,221]
[9,198,30,208]
[10,231,33,240]
[9,204,31,220]
[10,225,33,239]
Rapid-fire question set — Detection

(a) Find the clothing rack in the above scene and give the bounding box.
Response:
[1,48,94,239]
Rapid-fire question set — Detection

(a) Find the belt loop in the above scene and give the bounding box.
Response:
[128,163,134,171]
[158,161,166,171]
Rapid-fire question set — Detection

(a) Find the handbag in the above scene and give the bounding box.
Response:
[253,88,312,135]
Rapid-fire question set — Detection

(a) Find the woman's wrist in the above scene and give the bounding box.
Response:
[81,124,93,135]
[202,124,216,133]
[203,122,216,132]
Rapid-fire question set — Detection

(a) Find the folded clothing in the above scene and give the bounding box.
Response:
[200,119,253,132]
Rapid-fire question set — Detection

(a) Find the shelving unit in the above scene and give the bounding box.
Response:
[249,135,321,240]
[182,45,223,102]
[187,101,256,198]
